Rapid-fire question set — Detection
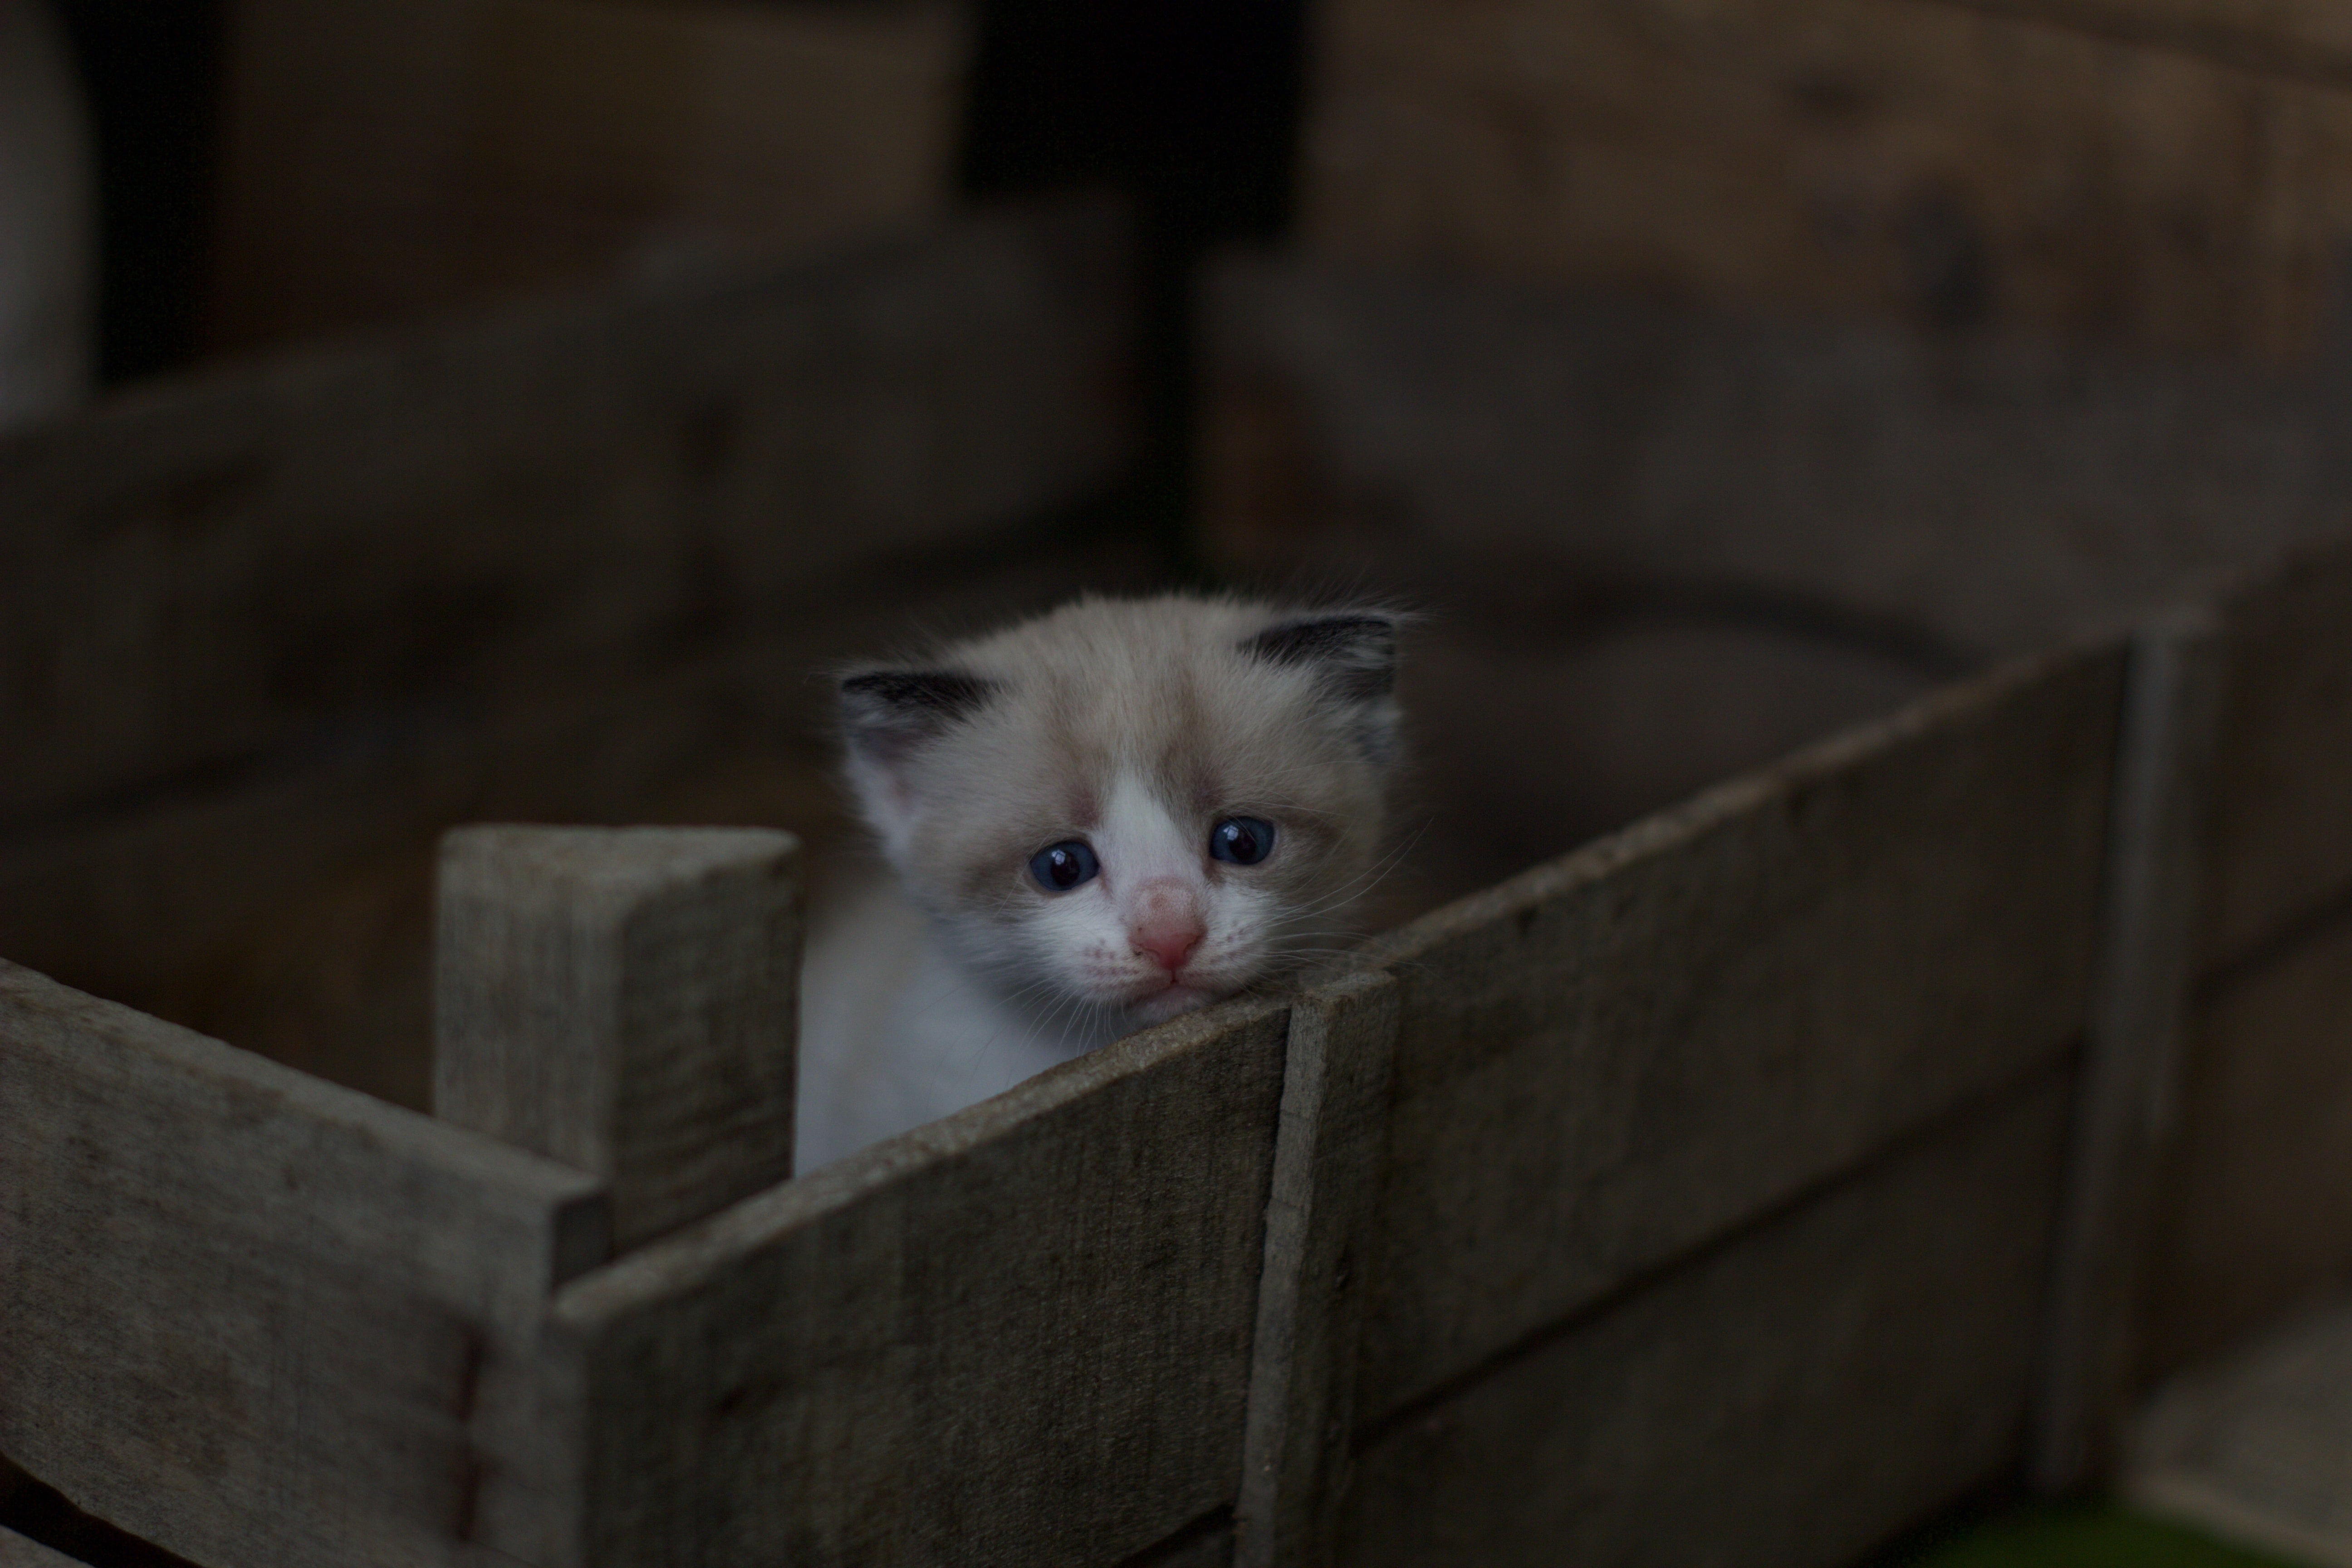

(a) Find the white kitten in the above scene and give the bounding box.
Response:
[794,593,1402,1171]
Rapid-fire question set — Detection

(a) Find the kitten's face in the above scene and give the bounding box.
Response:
[840,595,1399,1035]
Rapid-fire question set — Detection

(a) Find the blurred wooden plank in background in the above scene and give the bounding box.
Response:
[2131,1298,2352,1568]
[1300,0,2352,359]
[2140,544,2352,1379]
[0,199,1137,1110]
[205,0,970,351]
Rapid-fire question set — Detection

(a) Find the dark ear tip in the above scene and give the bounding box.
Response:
[838,668,995,732]
[1240,610,1400,701]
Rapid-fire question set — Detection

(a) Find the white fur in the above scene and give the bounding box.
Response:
[795,594,1401,1171]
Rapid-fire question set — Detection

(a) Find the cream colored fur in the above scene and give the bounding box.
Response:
[795,593,1401,1170]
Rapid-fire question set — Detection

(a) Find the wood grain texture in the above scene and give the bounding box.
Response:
[1337,1070,2073,1568]
[1300,0,2352,359]
[2142,910,2352,1379]
[1235,972,1399,1568]
[2200,538,2352,968]
[1200,254,2352,665]
[0,197,1133,830]
[0,960,608,1568]
[436,825,801,1251]
[1348,643,2122,1416]
[0,1529,78,1568]
[2032,609,2224,1490]
[207,0,970,351]
[546,997,1291,1566]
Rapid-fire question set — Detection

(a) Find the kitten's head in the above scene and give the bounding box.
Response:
[838,594,1401,1033]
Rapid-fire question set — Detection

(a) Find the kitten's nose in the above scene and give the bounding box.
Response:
[1133,924,1204,973]
[1129,879,1205,973]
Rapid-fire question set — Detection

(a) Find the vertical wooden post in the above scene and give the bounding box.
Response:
[2031,608,2225,1491]
[435,824,802,1253]
[1235,968,1400,1568]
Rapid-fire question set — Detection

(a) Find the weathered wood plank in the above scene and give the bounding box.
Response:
[1235,971,1399,1568]
[436,826,801,1251]
[1300,0,2352,359]
[1973,0,2352,77]
[0,1528,77,1568]
[1200,254,2352,665]
[2142,909,2352,1379]
[545,997,1290,1565]
[1349,642,2122,1417]
[2031,608,2224,1490]
[0,960,608,1568]
[2131,1297,2352,1568]
[206,0,970,351]
[2200,539,2352,968]
[0,196,1134,828]
[1337,1069,2073,1568]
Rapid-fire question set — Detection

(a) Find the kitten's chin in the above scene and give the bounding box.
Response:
[1125,982,1225,1025]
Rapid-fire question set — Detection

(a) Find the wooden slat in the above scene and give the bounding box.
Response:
[0,1528,78,1568]
[544,997,1291,1565]
[1973,0,2352,77]
[0,197,1134,830]
[1299,0,2352,359]
[1337,1069,2073,1568]
[2131,1298,2352,1568]
[2031,608,2225,1490]
[2141,909,2352,1378]
[2199,539,2352,968]
[1349,642,2122,1416]
[436,825,801,1251]
[1200,254,2352,665]
[1235,971,1399,1568]
[0,960,608,1568]
[206,0,970,351]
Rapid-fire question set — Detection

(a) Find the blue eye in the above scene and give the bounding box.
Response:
[1210,817,1276,866]
[1029,840,1099,892]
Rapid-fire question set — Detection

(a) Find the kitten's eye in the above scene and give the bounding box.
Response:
[1029,840,1100,892]
[1210,817,1276,866]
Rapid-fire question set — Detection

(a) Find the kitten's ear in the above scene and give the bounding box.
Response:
[1241,610,1402,760]
[838,668,995,847]
[1242,611,1399,700]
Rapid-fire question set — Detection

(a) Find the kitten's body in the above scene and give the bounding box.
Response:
[794,593,1401,1171]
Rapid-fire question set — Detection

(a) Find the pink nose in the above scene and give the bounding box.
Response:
[1129,878,1205,973]
[1133,923,1205,973]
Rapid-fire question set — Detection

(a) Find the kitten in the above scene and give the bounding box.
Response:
[794,593,1402,1171]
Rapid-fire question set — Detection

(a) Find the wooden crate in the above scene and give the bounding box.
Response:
[0,637,2100,1565]
[205,0,972,353]
[5,186,2351,1566]
[10,537,2339,1562]
[1298,0,2352,359]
